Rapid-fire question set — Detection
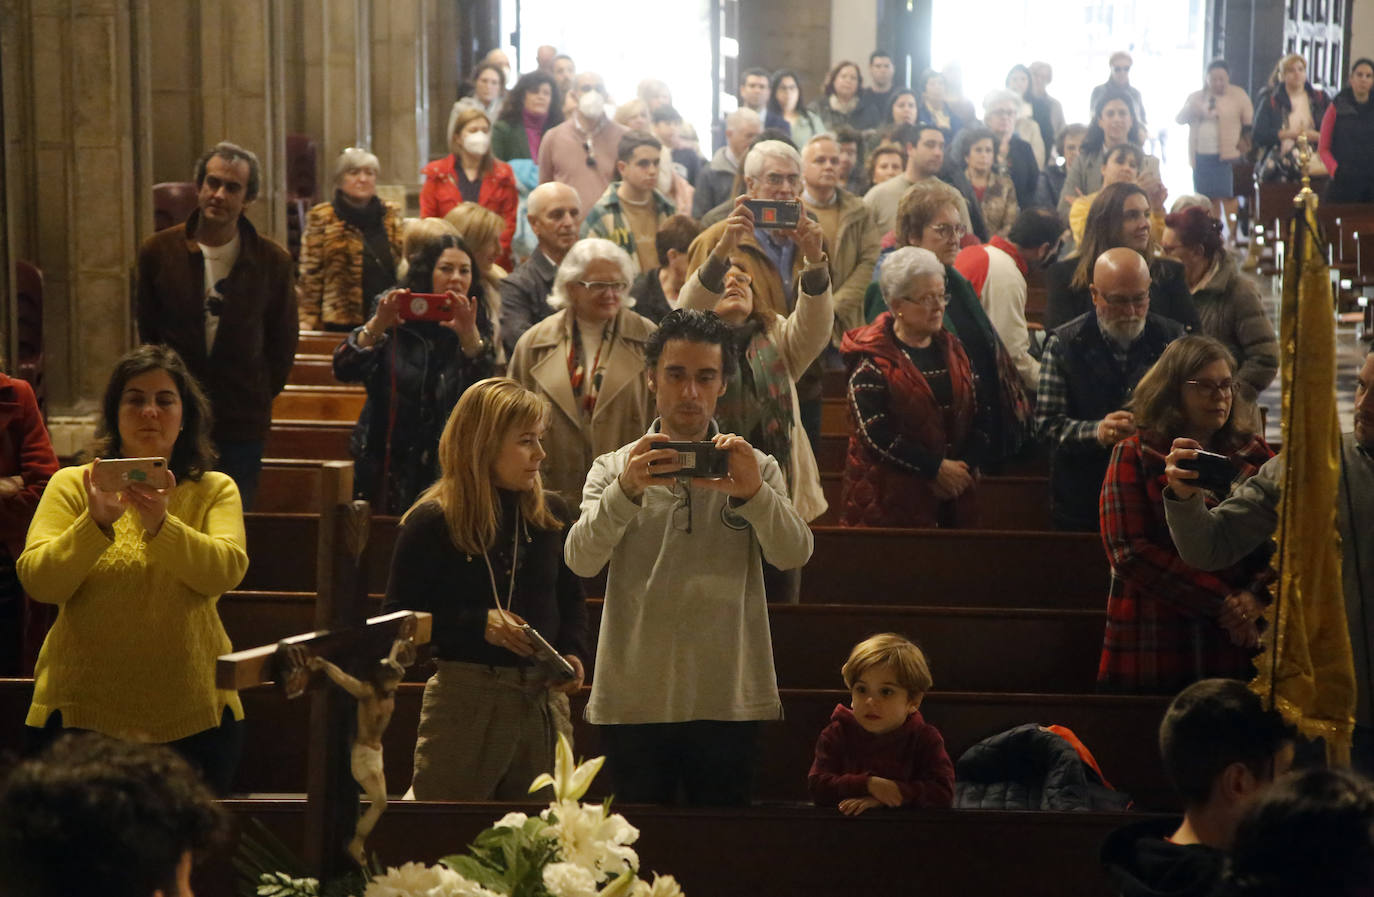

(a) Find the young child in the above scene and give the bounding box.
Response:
[808,632,955,814]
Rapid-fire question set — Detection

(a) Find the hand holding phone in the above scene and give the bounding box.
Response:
[743,199,801,230]
[1176,449,1236,495]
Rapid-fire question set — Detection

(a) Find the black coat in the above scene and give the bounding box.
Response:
[1044,256,1199,333]
[333,288,495,514]
[955,723,1132,811]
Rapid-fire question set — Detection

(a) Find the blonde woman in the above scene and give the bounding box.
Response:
[297,147,404,331]
[444,202,509,359]
[507,239,656,510]
[383,377,588,800]
[420,104,517,268]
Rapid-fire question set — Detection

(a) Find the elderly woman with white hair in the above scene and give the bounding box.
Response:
[297,146,404,331]
[421,103,518,268]
[840,246,993,528]
[507,238,657,509]
[982,88,1044,209]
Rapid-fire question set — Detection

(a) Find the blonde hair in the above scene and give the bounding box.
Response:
[1273,53,1307,86]
[444,202,504,267]
[395,217,461,284]
[614,98,648,128]
[403,377,561,554]
[895,179,964,246]
[841,633,933,695]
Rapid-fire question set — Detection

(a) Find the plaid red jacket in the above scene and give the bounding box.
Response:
[1096,431,1275,694]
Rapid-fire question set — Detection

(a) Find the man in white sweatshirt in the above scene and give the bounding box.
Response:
[565,308,814,805]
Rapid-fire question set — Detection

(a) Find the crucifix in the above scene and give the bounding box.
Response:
[215,487,431,881]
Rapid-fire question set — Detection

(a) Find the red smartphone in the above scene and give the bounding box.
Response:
[396,291,454,322]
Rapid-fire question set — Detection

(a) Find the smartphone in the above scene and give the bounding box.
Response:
[396,291,454,323]
[650,441,731,479]
[744,198,801,230]
[1177,449,1235,495]
[92,457,170,492]
[522,625,577,683]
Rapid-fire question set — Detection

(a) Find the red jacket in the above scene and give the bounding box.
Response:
[1097,431,1275,694]
[808,704,955,808]
[419,155,518,270]
[840,313,977,528]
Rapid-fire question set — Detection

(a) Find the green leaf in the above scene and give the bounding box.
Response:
[444,854,509,892]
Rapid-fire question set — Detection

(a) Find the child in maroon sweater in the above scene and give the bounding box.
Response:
[808,633,955,814]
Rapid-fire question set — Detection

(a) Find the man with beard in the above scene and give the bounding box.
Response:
[1036,247,1183,531]
[1164,347,1374,774]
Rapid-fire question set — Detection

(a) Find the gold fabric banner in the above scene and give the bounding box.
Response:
[1252,193,1356,764]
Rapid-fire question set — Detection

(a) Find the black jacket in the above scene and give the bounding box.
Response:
[382,491,589,668]
[1101,817,1225,897]
[1004,135,1042,209]
[1328,86,1374,189]
[955,723,1132,811]
[1045,311,1184,531]
[628,269,675,324]
[498,251,558,357]
[1045,256,1199,333]
[333,289,495,514]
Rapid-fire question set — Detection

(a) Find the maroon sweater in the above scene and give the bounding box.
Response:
[808,704,955,808]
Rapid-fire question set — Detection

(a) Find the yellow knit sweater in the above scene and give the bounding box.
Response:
[19,464,249,742]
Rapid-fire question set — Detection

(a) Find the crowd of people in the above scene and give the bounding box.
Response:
[4,40,1374,897]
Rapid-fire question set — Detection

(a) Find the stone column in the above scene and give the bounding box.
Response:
[2,0,140,431]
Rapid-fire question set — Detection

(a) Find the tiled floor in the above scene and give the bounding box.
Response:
[1250,266,1361,440]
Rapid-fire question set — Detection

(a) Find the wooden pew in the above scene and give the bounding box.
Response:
[821,397,846,435]
[816,473,1052,530]
[297,331,346,355]
[0,679,1170,808]
[264,420,353,460]
[216,593,1106,694]
[289,354,340,387]
[202,800,1154,897]
[256,459,355,514]
[270,385,365,422]
[240,514,1112,609]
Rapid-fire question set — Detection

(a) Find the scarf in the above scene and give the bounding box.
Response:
[567,315,615,417]
[523,108,548,160]
[715,322,794,473]
[332,190,396,298]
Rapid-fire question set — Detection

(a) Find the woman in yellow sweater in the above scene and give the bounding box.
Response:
[20,345,249,793]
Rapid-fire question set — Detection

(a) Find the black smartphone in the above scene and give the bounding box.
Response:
[650,441,732,479]
[743,199,801,230]
[1177,449,1235,495]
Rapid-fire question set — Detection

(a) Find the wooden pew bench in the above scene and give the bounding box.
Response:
[264,420,353,460]
[0,679,1172,809]
[297,331,346,356]
[255,459,355,514]
[241,515,1112,608]
[216,593,1106,694]
[201,800,1155,897]
[288,354,340,387]
[816,473,1051,529]
[270,385,365,422]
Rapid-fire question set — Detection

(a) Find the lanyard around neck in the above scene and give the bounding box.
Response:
[481,506,522,615]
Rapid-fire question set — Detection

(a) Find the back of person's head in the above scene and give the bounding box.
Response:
[1131,334,1253,449]
[1224,767,1374,897]
[651,104,683,126]
[1170,193,1214,215]
[1071,180,1151,289]
[1159,679,1295,809]
[841,632,934,695]
[1102,142,1144,171]
[725,106,762,131]
[655,214,701,267]
[406,377,560,553]
[643,308,738,380]
[895,178,964,245]
[0,733,227,897]
[617,129,662,164]
[1007,207,1064,252]
[443,202,505,269]
[398,217,465,290]
[892,122,938,151]
[98,344,216,482]
[1164,205,1225,260]
[834,125,862,150]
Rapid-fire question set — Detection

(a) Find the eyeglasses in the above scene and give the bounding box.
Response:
[577,280,628,295]
[1101,294,1149,309]
[1113,65,1132,73]
[1185,378,1235,397]
[762,172,802,188]
[928,222,967,240]
[899,291,947,308]
[583,139,598,169]
[724,269,753,287]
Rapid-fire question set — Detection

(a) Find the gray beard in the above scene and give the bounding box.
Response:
[1102,318,1146,346]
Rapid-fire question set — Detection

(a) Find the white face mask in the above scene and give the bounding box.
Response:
[578,90,606,121]
[462,131,491,156]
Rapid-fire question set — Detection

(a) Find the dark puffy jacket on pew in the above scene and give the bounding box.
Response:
[955,723,1131,811]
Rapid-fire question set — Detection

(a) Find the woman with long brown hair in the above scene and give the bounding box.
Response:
[383,377,588,799]
[1097,335,1273,694]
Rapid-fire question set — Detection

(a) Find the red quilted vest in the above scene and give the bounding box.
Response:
[840,313,977,528]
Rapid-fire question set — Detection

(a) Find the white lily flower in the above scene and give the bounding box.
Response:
[542,862,598,897]
[529,733,605,802]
